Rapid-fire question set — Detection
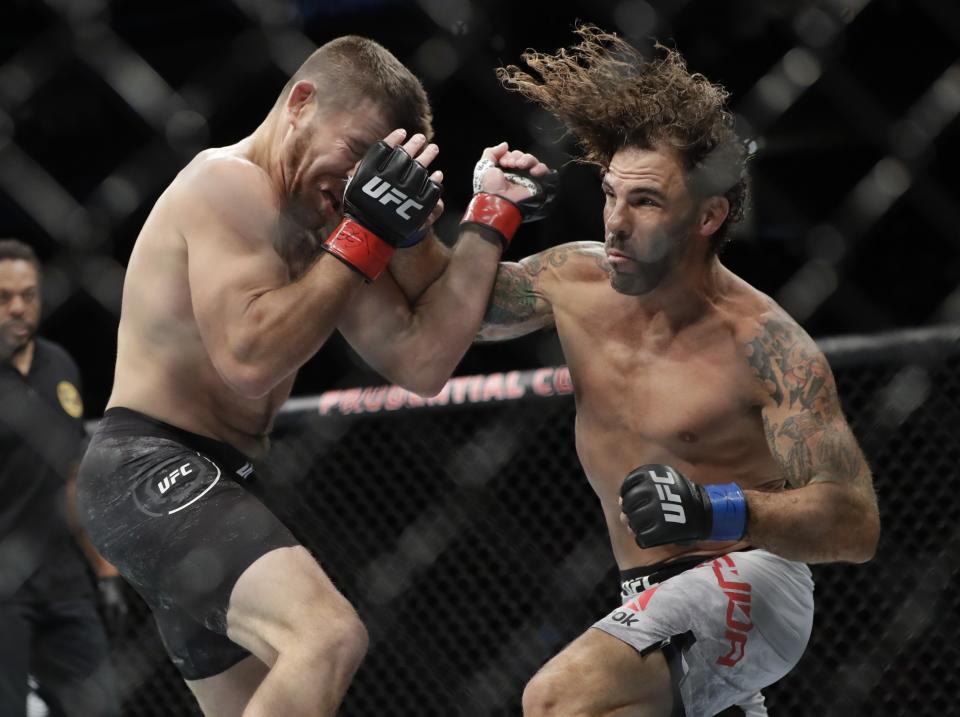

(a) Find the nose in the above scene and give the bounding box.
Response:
[604,202,631,243]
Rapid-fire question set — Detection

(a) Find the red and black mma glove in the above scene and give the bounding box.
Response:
[323,141,442,281]
[461,158,559,249]
[619,464,749,549]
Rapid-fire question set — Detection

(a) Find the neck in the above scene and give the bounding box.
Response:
[247,111,289,198]
[631,251,724,331]
[10,340,34,377]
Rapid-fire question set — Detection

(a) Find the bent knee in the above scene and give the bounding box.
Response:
[284,599,368,668]
[523,668,583,717]
[320,608,369,669]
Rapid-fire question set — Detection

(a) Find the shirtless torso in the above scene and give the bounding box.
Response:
[108,100,389,456]
[480,241,795,568]
[109,145,302,457]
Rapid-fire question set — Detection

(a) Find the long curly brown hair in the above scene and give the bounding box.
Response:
[497,25,748,251]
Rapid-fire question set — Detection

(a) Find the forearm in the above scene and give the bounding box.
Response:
[744,481,880,564]
[228,255,363,397]
[388,230,452,303]
[389,227,503,393]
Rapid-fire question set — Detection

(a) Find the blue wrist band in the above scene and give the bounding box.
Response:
[397,227,429,249]
[705,483,748,541]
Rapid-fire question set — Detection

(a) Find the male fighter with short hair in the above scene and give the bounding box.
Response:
[75,36,553,717]
[390,27,880,715]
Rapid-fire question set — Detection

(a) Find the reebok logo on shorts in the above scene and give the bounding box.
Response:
[133,453,221,517]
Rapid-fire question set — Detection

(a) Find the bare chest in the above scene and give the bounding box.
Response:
[553,302,769,481]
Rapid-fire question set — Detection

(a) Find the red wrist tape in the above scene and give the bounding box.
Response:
[460,193,523,248]
[322,218,394,282]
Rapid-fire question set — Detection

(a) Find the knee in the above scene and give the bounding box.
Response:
[522,668,578,717]
[327,609,369,671]
[301,604,368,673]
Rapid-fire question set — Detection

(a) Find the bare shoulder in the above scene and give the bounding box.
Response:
[740,307,835,416]
[171,149,279,242]
[520,241,610,288]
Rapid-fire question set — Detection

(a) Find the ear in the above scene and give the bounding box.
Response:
[697,196,730,238]
[285,80,316,125]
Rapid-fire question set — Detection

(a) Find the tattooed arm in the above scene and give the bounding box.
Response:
[477,241,607,342]
[476,257,554,342]
[742,314,880,563]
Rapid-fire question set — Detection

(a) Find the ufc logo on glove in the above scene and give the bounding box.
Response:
[361,177,425,219]
[649,467,687,524]
[621,463,748,548]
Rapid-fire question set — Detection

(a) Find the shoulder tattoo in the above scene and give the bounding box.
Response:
[746,316,865,487]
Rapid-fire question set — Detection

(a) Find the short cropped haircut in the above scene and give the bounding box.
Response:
[0,239,41,271]
[498,25,749,251]
[278,35,433,140]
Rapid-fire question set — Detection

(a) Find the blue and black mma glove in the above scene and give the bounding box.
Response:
[619,464,749,549]
[323,140,442,281]
[460,158,559,249]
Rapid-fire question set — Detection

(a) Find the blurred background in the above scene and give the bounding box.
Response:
[3,0,959,715]
[5,0,959,411]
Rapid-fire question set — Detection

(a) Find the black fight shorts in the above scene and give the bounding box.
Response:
[75,407,299,680]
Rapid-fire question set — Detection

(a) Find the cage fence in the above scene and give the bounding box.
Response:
[78,325,959,717]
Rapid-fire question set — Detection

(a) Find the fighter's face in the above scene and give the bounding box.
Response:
[602,146,700,296]
[0,259,40,358]
[284,95,389,233]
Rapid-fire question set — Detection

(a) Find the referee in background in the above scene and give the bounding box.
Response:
[0,239,122,717]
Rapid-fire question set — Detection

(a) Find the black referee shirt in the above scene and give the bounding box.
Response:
[0,337,90,598]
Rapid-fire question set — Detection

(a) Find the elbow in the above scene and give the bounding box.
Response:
[398,372,449,398]
[412,379,450,398]
[846,506,881,564]
[219,358,276,400]
[391,363,452,398]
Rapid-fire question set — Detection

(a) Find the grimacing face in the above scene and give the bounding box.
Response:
[0,259,40,357]
[283,89,389,234]
[601,146,700,296]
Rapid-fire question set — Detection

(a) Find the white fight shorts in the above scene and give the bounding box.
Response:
[592,550,814,716]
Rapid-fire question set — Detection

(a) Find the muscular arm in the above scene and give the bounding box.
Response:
[338,237,570,394]
[386,230,452,302]
[476,251,556,342]
[742,315,880,563]
[185,158,363,398]
[338,226,503,395]
[339,143,561,394]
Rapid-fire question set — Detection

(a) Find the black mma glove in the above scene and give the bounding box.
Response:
[619,464,749,549]
[461,157,559,248]
[323,141,442,281]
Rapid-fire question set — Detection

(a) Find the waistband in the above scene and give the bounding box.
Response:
[618,549,757,597]
[95,407,255,479]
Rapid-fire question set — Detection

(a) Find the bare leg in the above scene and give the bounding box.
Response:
[186,656,269,717]
[188,546,368,717]
[522,628,674,717]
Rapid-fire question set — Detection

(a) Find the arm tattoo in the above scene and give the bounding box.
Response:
[523,245,569,276]
[477,244,596,342]
[482,265,539,326]
[749,317,868,488]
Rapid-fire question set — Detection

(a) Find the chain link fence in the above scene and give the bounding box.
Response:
[4,0,959,714]
[86,326,959,717]
[4,0,958,411]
